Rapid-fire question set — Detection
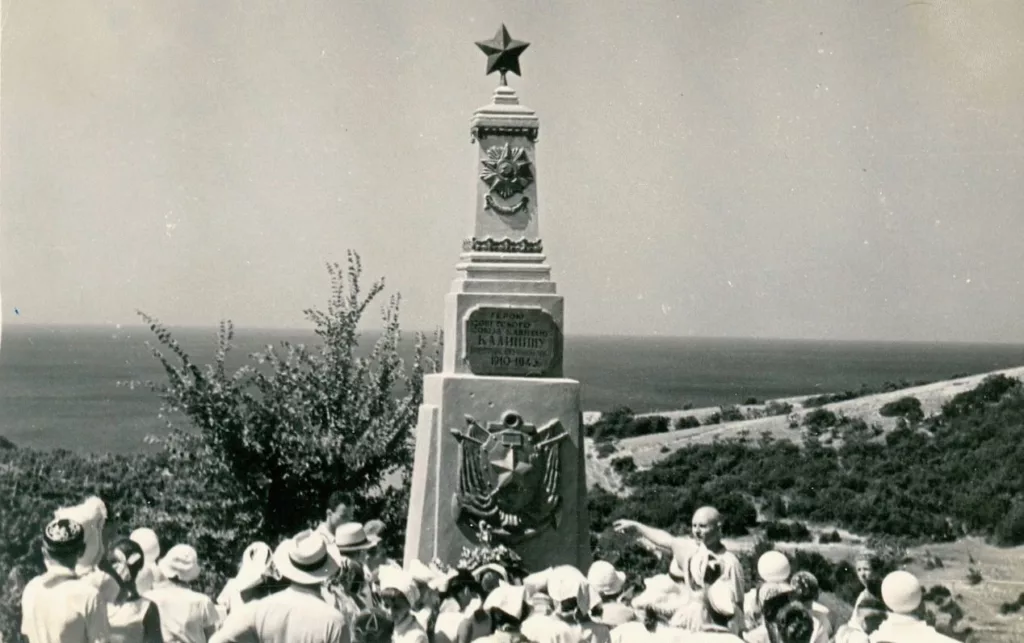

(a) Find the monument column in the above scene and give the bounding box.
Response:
[404,25,591,572]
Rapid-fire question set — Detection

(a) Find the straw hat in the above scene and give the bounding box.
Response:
[334,523,381,553]
[588,561,627,597]
[881,571,922,614]
[273,531,339,585]
[484,585,527,621]
[159,544,201,583]
[757,551,791,584]
[129,528,161,565]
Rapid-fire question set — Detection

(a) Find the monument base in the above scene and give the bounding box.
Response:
[404,373,591,572]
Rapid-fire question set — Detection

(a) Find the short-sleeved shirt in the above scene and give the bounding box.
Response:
[21,566,111,643]
[210,585,350,643]
[146,581,220,643]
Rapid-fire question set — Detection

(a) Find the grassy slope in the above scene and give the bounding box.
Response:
[583,366,1024,643]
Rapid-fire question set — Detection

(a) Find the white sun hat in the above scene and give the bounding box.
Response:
[881,570,922,614]
[484,585,527,621]
[378,565,420,606]
[547,565,590,614]
[587,560,627,597]
[757,551,792,584]
[273,530,340,585]
[129,528,161,565]
[158,544,201,583]
[234,541,273,592]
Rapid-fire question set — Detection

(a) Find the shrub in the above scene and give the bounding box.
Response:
[766,401,794,417]
[703,413,722,426]
[134,254,435,551]
[763,520,812,543]
[818,530,842,544]
[719,406,745,422]
[994,501,1024,547]
[966,567,983,585]
[594,442,617,459]
[610,456,638,475]
[880,396,924,423]
[998,592,1024,615]
[744,397,760,405]
[674,416,701,430]
[924,585,953,603]
[804,408,838,430]
[942,374,1021,419]
[659,445,671,454]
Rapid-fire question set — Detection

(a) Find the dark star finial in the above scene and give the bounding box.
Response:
[475,24,530,87]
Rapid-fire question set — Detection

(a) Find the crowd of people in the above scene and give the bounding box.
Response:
[16,494,959,643]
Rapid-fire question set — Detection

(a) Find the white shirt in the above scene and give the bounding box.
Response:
[521,614,581,643]
[21,566,110,643]
[869,613,960,643]
[392,614,428,643]
[146,581,220,643]
[210,584,350,643]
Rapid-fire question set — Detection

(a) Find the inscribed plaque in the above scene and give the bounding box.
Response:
[464,307,560,377]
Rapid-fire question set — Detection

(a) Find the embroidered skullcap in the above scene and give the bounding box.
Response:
[43,518,85,555]
[881,571,922,614]
[790,571,820,601]
[757,551,791,583]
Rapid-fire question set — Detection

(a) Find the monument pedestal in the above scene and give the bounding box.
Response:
[404,38,590,573]
[404,374,590,571]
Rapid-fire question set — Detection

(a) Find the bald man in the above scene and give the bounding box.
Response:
[614,507,745,635]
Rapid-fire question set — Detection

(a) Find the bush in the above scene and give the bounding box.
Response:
[879,396,924,423]
[719,406,745,422]
[763,520,812,543]
[942,374,1021,419]
[594,442,617,459]
[133,254,434,550]
[674,416,701,430]
[804,408,838,430]
[744,397,760,405]
[766,401,794,417]
[998,591,1024,615]
[610,456,638,475]
[818,530,842,544]
[703,413,722,426]
[966,567,983,585]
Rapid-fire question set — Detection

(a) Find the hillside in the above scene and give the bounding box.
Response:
[585,365,1024,470]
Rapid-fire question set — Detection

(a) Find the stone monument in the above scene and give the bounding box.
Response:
[404,25,591,572]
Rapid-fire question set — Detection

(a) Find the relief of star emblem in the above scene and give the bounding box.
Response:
[480,143,534,199]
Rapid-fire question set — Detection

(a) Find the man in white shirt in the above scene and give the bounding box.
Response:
[21,518,111,643]
[615,506,746,634]
[211,530,350,643]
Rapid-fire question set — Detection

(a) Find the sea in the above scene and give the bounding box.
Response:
[2,324,1023,454]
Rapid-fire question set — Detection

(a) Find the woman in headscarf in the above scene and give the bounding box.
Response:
[129,528,162,594]
[378,566,428,643]
[787,572,829,643]
[216,542,274,618]
[432,569,488,643]
[105,538,163,643]
[474,585,531,643]
[832,595,887,643]
[545,566,611,643]
[743,583,794,643]
[610,574,688,643]
[762,598,815,643]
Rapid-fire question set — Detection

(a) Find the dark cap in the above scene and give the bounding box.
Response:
[43,518,85,555]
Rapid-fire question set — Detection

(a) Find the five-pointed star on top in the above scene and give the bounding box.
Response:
[475,24,530,82]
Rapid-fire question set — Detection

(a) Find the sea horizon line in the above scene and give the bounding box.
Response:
[4,321,1024,348]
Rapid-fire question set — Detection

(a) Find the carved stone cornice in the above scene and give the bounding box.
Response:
[471,125,539,143]
[462,237,543,254]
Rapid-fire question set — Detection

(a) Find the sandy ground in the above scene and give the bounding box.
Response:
[582,366,1024,642]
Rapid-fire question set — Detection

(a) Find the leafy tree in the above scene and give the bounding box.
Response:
[136,252,437,550]
[879,396,924,423]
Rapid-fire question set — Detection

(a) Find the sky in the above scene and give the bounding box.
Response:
[1,0,1023,342]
